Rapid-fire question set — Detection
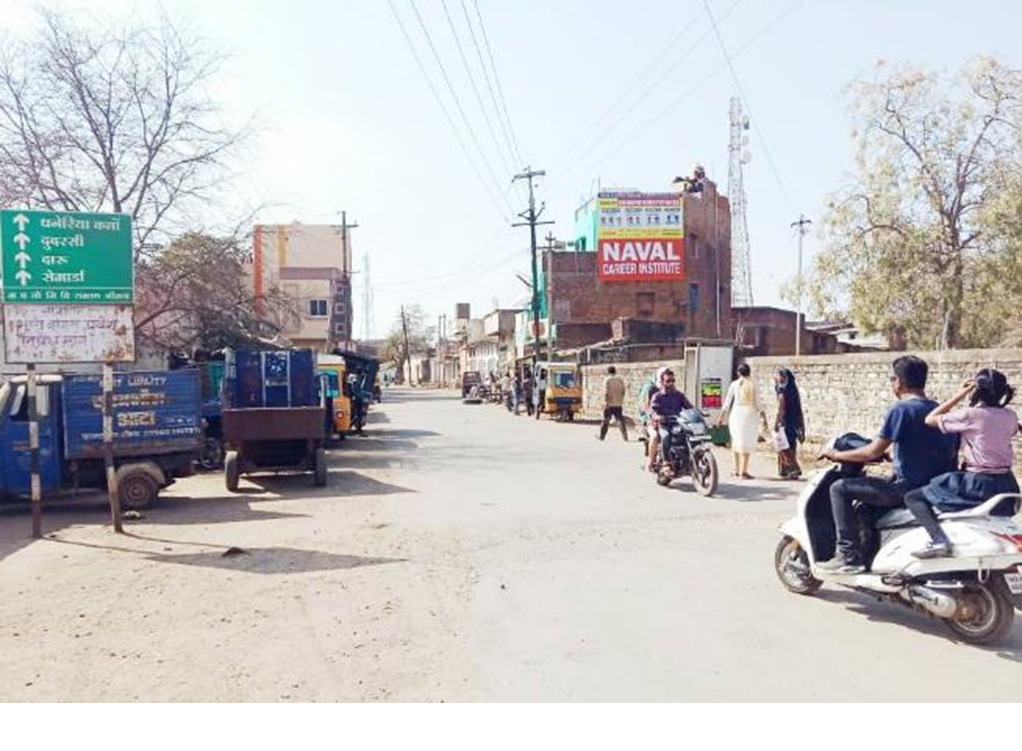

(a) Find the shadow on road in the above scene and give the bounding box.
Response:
[44,534,404,575]
[817,587,1022,656]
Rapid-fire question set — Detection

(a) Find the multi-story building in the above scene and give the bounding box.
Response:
[252,222,353,352]
[525,176,732,355]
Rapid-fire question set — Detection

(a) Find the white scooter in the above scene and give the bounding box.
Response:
[775,434,1022,645]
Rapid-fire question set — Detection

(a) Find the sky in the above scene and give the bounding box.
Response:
[5,0,1021,340]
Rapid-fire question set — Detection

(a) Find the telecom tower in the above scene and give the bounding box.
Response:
[361,252,374,341]
[728,97,754,308]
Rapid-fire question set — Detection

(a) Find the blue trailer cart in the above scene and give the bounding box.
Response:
[221,349,329,491]
[0,369,202,509]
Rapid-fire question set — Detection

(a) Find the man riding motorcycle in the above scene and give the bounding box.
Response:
[647,368,695,475]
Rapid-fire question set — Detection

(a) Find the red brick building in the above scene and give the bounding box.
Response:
[544,178,732,351]
[733,306,880,357]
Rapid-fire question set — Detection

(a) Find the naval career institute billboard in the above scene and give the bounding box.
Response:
[596,192,684,282]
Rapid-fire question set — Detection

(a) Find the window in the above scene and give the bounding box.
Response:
[636,292,655,317]
[688,283,700,313]
[9,383,50,422]
[334,323,347,335]
[334,303,346,314]
[308,299,328,317]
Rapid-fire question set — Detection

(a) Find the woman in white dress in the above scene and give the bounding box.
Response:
[719,363,762,479]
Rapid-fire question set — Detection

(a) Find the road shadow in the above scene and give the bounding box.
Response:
[240,470,417,500]
[146,547,405,574]
[816,587,1022,656]
[367,411,391,424]
[44,535,404,575]
[376,391,457,404]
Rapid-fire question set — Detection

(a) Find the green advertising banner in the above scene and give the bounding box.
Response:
[1,209,133,303]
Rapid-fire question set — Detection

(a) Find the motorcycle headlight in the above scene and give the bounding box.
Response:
[688,423,706,435]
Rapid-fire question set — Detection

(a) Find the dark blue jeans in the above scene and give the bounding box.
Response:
[829,475,908,564]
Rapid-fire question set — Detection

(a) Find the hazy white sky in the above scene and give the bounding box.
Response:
[5,0,1021,338]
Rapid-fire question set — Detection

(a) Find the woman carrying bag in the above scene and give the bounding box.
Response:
[773,368,805,479]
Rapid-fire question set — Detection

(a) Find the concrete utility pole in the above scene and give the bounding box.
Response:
[400,305,412,386]
[512,167,554,367]
[790,214,812,357]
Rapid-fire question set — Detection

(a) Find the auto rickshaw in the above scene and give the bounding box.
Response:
[317,354,352,439]
[534,362,582,421]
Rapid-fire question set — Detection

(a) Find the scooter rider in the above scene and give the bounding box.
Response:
[648,369,695,475]
[818,355,958,574]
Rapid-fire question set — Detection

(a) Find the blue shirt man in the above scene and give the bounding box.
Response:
[817,356,957,573]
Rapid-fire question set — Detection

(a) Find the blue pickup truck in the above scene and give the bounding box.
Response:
[0,369,203,509]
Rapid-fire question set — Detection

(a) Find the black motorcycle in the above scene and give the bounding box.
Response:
[646,409,719,496]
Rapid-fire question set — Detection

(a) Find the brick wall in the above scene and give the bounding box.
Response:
[545,182,733,342]
[581,360,685,421]
[746,348,1022,450]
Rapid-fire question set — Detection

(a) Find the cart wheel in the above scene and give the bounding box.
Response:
[225,450,240,493]
[313,448,327,487]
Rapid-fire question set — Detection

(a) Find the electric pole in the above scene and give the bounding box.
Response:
[791,214,812,357]
[400,305,412,386]
[512,166,554,366]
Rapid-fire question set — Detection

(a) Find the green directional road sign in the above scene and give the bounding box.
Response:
[1,209,133,304]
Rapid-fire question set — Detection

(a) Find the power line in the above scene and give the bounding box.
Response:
[462,0,523,189]
[473,0,524,167]
[550,0,743,187]
[408,0,516,217]
[572,0,803,181]
[387,0,511,221]
[441,0,515,180]
[703,0,798,211]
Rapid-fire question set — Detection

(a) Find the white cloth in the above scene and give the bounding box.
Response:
[724,378,760,453]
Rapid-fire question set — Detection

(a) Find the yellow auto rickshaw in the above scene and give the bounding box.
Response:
[534,362,582,421]
[317,354,352,437]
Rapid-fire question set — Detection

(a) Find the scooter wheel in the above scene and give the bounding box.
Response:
[943,579,1015,646]
[774,535,822,595]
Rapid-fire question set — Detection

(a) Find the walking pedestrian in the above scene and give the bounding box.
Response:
[522,368,535,417]
[719,363,763,479]
[773,368,805,479]
[599,366,628,441]
[534,367,548,420]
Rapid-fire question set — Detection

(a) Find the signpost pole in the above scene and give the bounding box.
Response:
[103,361,122,533]
[27,363,42,538]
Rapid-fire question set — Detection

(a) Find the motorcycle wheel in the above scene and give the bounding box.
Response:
[774,536,822,595]
[199,437,225,471]
[943,579,1015,646]
[656,471,672,487]
[691,448,719,497]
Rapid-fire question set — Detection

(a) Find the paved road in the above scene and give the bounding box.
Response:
[2,388,1020,701]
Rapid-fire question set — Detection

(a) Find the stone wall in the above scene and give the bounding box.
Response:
[746,349,1022,450]
[581,360,685,421]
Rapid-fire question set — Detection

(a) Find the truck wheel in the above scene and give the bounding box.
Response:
[117,468,159,510]
[225,450,240,493]
[200,437,224,471]
[313,448,327,487]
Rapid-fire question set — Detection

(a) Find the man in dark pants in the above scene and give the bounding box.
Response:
[818,355,957,574]
[534,368,548,420]
[599,365,628,441]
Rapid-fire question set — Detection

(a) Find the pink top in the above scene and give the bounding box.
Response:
[938,406,1019,473]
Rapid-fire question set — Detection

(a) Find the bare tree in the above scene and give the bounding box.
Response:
[0,7,249,255]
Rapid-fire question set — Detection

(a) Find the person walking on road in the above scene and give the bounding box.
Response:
[720,362,763,479]
[599,366,628,441]
[522,368,535,417]
[534,368,548,420]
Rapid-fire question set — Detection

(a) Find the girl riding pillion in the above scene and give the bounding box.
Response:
[904,368,1021,559]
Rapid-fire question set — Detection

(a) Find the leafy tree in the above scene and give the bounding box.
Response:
[805,58,1022,349]
[135,233,292,353]
[380,305,428,384]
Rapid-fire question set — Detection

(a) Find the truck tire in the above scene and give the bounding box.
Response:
[116,466,160,510]
[314,448,327,487]
[225,450,241,493]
